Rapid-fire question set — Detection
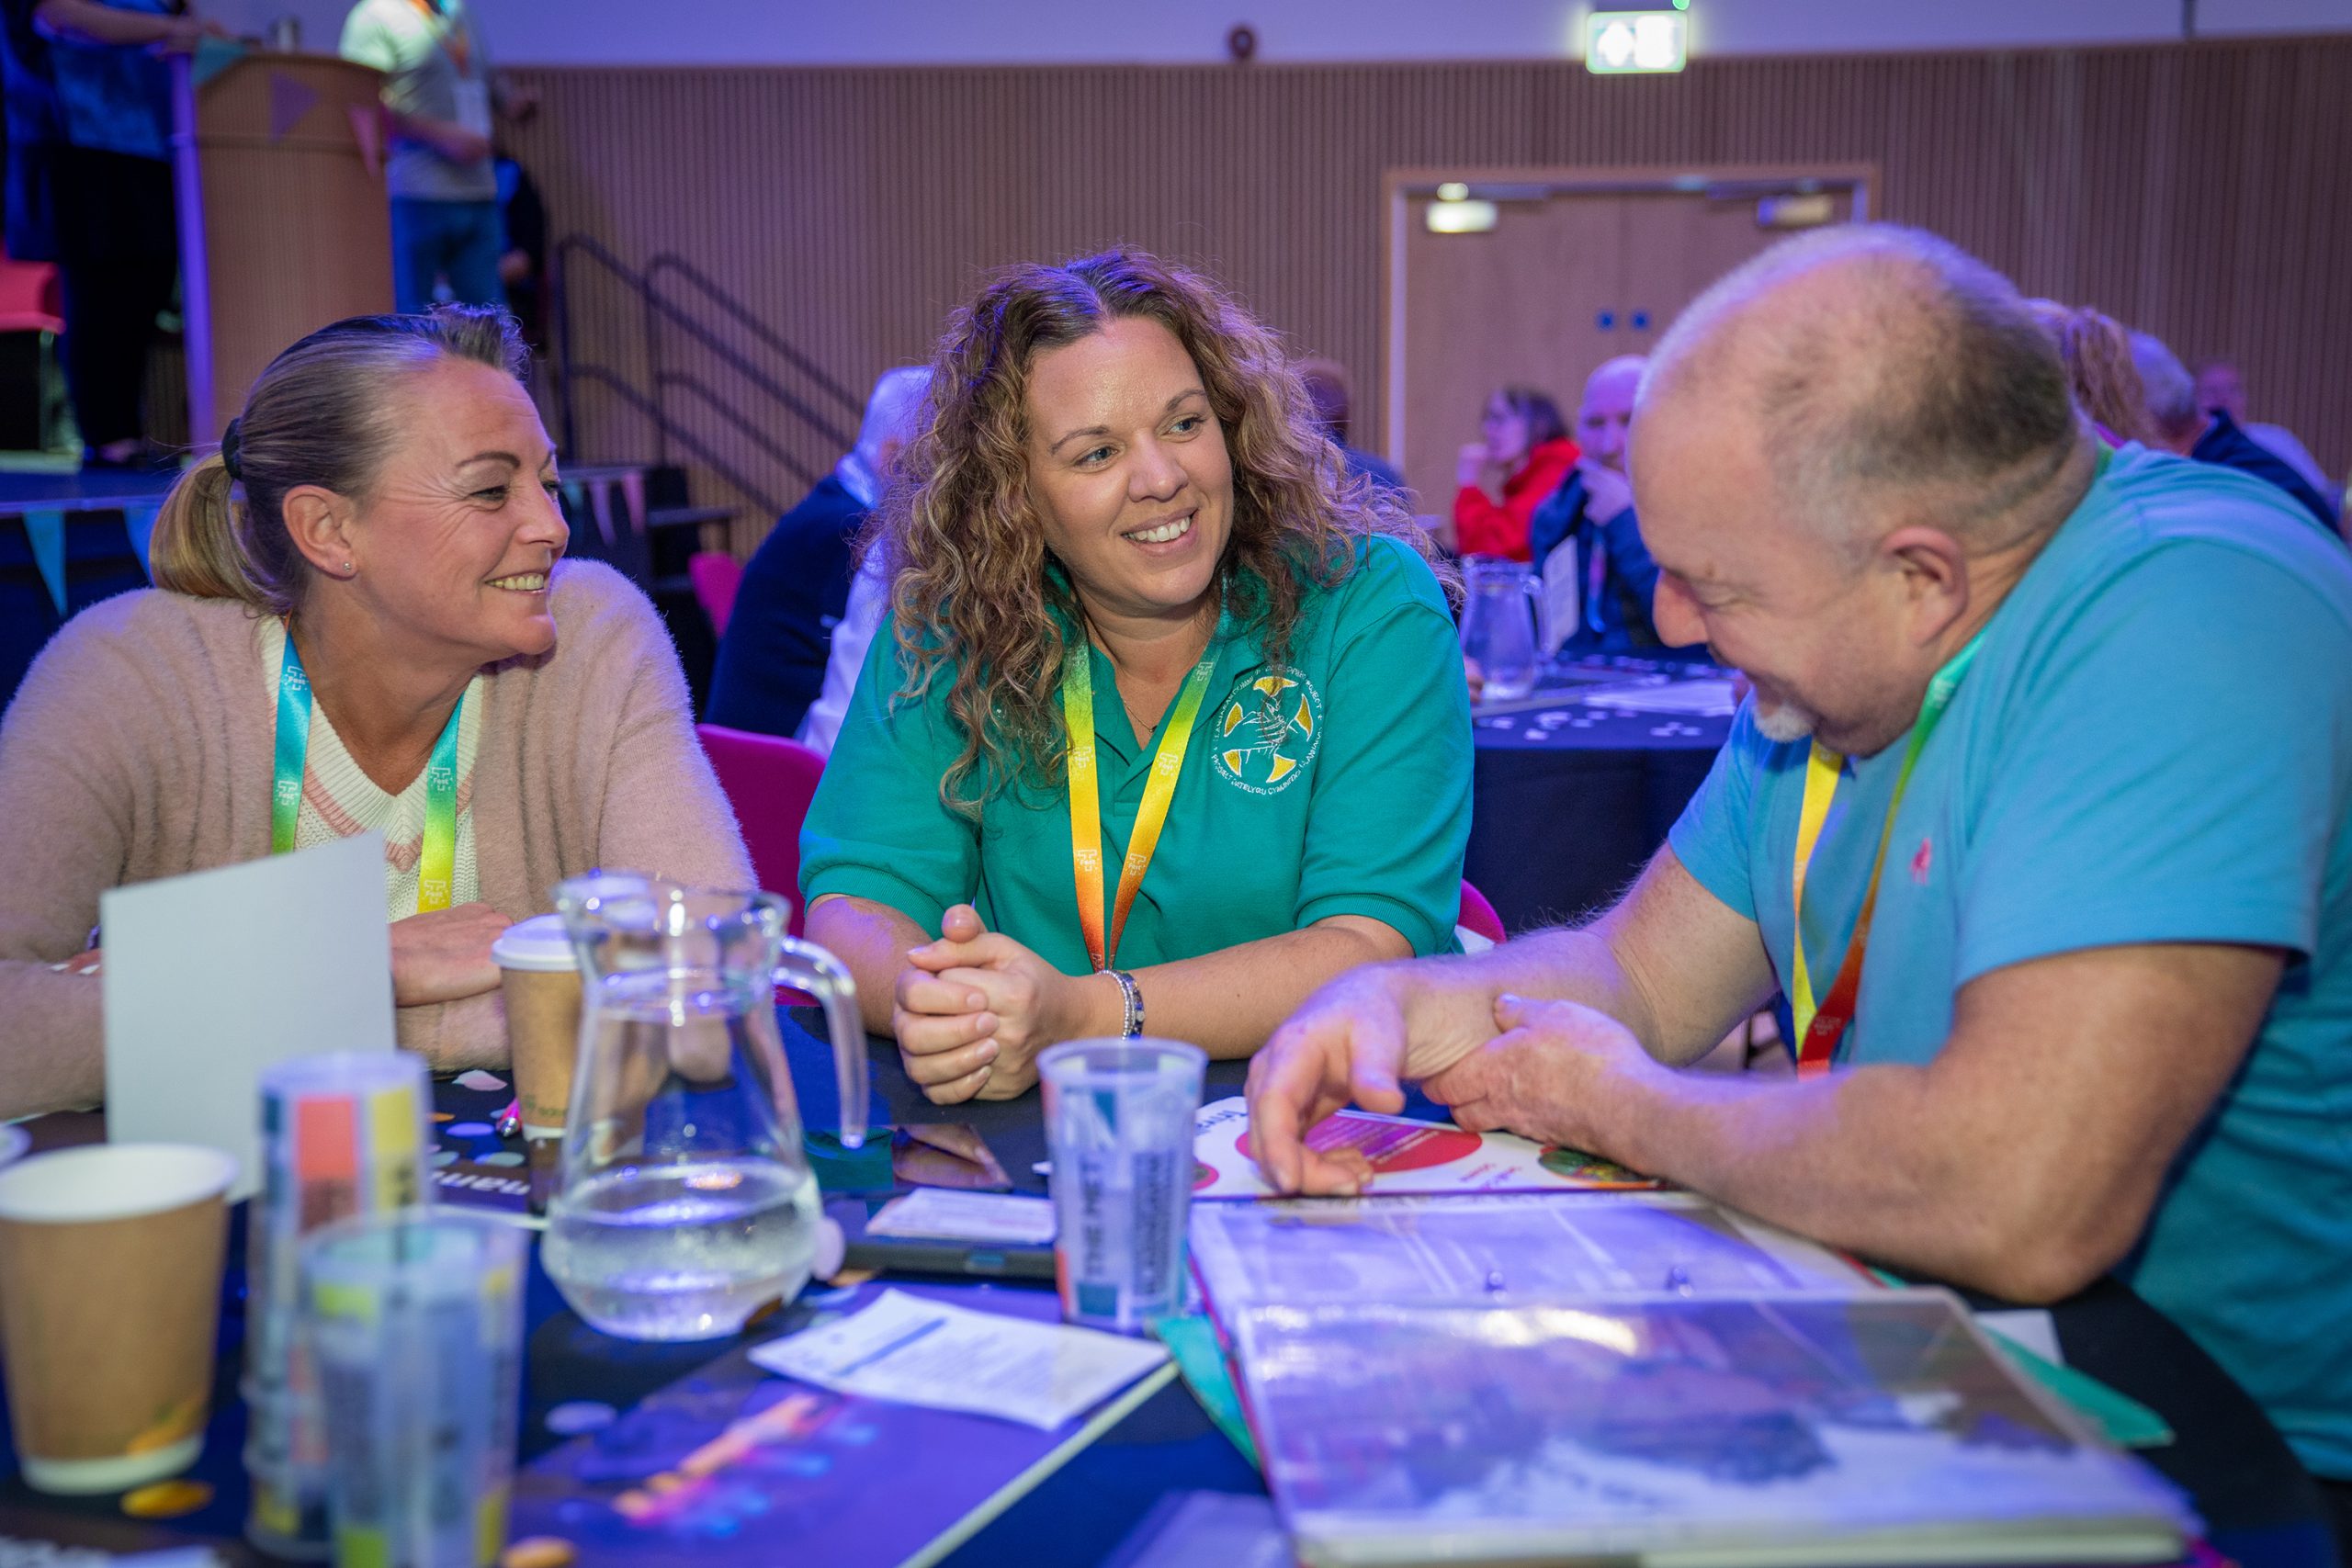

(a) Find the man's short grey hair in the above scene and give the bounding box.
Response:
[1641,223,2076,547]
[856,366,932,462]
[2129,331,2200,439]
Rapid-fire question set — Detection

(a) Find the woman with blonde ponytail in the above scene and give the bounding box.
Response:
[0,307,751,1117]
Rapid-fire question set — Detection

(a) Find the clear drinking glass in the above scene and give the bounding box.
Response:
[1460,557,1546,702]
[302,1211,524,1568]
[1039,1037,1207,1334]
[542,874,868,1342]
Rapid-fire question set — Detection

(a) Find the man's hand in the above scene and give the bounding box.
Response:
[389,903,510,1007]
[892,905,1105,1103]
[1245,963,1498,1195]
[1422,994,1660,1158]
[416,117,492,165]
[1576,458,1634,525]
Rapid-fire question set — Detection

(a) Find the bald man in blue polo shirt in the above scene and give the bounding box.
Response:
[1247,224,2352,1527]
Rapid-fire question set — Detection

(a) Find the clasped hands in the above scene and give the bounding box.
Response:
[892,905,1105,1104]
[1243,967,1665,1195]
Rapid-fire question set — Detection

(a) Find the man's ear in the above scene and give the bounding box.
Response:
[281,484,358,578]
[1881,525,1971,649]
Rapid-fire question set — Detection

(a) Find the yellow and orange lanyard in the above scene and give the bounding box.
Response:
[1061,639,1218,973]
[1787,631,1983,1075]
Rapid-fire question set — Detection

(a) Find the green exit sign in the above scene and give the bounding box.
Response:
[1585,10,1690,73]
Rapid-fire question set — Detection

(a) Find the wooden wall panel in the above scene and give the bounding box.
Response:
[503,36,2352,553]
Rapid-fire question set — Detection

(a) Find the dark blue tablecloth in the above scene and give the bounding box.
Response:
[0,1032,2333,1568]
[1465,658,1733,933]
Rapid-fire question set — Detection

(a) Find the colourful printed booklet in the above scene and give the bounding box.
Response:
[1190,1096,1661,1199]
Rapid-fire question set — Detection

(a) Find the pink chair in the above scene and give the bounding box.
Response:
[697,723,824,933]
[689,550,744,638]
[0,250,62,335]
[1457,878,1507,945]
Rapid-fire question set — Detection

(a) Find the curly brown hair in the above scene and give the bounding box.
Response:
[874,247,1446,814]
[2026,299,2152,446]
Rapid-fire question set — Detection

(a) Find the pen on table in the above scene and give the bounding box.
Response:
[494,1099,521,1138]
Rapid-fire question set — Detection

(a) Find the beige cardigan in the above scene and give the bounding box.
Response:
[0,560,752,1116]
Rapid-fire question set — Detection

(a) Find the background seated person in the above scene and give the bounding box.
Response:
[801,247,1471,1104]
[2133,329,2335,533]
[1450,385,1575,559]
[1246,226,2352,1506]
[0,308,750,1119]
[706,366,929,742]
[1526,354,1676,655]
[2024,299,2150,446]
[1294,357,1406,499]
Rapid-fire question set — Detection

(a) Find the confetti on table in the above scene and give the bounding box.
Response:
[454,1069,507,1092]
[545,1400,617,1436]
[447,1122,494,1138]
[499,1539,580,1568]
[481,1150,526,1168]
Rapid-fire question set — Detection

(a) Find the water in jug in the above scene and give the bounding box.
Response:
[542,873,868,1341]
[1459,558,1547,702]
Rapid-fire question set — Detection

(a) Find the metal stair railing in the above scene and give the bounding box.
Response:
[549,233,860,523]
[644,253,865,420]
[559,364,787,522]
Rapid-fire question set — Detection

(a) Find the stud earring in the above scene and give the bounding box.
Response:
[341,560,354,575]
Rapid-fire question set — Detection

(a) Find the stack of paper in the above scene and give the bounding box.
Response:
[1183,1106,2197,1567]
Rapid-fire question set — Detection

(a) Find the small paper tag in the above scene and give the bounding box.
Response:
[751,1288,1165,1429]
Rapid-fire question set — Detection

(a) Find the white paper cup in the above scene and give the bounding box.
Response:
[0,1143,237,1493]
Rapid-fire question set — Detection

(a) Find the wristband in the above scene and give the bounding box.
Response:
[1102,968,1143,1039]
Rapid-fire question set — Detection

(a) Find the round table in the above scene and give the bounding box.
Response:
[1465,658,1732,935]
[0,1027,2333,1568]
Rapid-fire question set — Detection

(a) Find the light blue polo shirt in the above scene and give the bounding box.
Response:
[801,535,1473,976]
[1669,446,2352,1479]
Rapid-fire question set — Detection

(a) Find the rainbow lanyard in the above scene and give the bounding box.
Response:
[272,629,463,914]
[1787,630,1984,1075]
[1061,637,1219,973]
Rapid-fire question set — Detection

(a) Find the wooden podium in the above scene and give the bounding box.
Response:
[172,49,393,448]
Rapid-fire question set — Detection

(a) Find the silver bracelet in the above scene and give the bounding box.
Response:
[1103,968,1143,1039]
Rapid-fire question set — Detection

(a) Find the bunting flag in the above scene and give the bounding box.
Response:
[267,71,320,142]
[22,508,64,617]
[121,502,164,581]
[190,35,245,89]
[617,469,646,539]
[587,477,616,547]
[346,105,383,181]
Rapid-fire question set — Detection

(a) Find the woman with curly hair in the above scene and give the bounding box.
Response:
[800,248,1473,1102]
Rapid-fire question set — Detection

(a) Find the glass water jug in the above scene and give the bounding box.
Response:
[1459,557,1547,702]
[542,873,868,1342]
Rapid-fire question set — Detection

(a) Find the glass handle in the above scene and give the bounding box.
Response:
[775,938,869,1150]
[1523,572,1550,660]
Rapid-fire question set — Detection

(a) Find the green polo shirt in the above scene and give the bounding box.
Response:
[800,535,1472,973]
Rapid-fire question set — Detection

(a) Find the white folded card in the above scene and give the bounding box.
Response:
[751,1288,1167,1429]
[102,834,395,1201]
[867,1189,1056,1246]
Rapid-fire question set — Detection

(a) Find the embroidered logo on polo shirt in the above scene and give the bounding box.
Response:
[1213,671,1323,796]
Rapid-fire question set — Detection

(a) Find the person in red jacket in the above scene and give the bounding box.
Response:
[1453,386,1577,559]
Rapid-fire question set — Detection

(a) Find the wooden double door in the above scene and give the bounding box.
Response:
[1383,166,1871,510]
